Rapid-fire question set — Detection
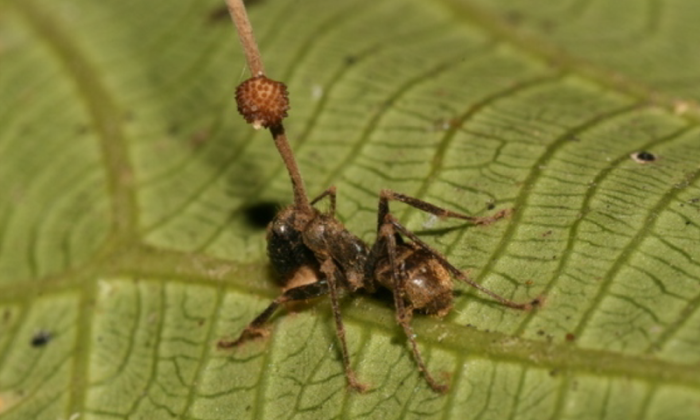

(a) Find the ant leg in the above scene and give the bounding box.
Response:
[218,280,329,348]
[378,189,511,229]
[377,190,532,309]
[385,215,534,310]
[319,258,368,392]
[380,222,449,393]
[310,186,337,215]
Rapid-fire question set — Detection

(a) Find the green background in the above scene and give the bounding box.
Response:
[1,0,700,419]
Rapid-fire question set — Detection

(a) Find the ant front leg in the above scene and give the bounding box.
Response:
[310,186,337,215]
[218,280,329,348]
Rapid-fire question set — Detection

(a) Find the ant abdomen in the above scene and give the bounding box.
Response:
[375,243,453,317]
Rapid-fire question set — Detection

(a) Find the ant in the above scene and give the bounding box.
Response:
[218,0,538,393]
[218,91,537,392]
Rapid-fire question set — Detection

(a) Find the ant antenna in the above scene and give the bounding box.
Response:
[225,0,311,211]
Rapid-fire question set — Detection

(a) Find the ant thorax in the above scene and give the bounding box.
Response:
[302,214,370,292]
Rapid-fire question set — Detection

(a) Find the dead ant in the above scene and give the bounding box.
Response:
[217,123,536,393]
[218,0,538,393]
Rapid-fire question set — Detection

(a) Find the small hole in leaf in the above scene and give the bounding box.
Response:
[630,151,657,163]
[31,330,52,348]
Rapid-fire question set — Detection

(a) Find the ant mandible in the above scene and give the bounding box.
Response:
[218,0,538,393]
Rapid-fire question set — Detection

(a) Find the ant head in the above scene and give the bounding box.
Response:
[266,206,319,281]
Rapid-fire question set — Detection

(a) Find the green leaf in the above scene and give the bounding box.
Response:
[1,0,699,419]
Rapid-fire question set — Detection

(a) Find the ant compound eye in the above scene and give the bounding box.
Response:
[235,75,290,129]
[274,222,288,235]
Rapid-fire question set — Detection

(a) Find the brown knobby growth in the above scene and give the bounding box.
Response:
[235,75,290,129]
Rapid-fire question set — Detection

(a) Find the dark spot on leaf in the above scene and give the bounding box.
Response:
[243,202,279,229]
[190,129,211,149]
[344,55,357,66]
[31,330,52,347]
[208,5,229,22]
[208,0,264,23]
[549,369,559,377]
[630,151,657,163]
[537,330,545,336]
[486,202,496,210]
[565,333,576,342]
[75,125,89,135]
[540,19,556,33]
[504,11,523,25]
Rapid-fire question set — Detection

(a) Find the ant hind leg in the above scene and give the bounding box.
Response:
[377,190,533,310]
[385,215,534,310]
[378,189,512,227]
[378,221,449,393]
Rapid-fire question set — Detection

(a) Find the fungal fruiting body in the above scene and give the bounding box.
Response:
[235,75,290,129]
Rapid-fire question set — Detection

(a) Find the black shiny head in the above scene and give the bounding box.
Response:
[266,206,319,282]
